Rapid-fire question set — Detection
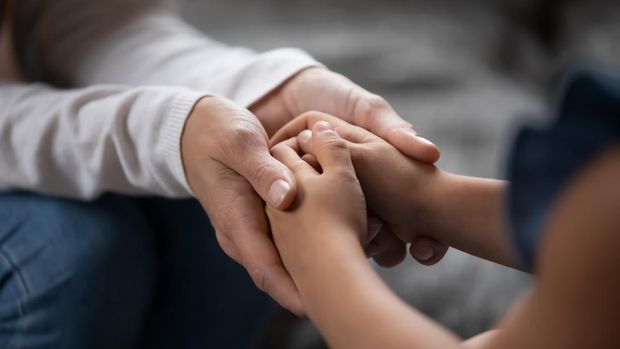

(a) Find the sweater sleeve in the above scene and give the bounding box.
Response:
[0,82,206,199]
[14,0,321,107]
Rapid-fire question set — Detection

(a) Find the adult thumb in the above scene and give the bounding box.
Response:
[228,142,298,210]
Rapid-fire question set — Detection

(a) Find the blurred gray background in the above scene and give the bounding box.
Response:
[179,1,620,347]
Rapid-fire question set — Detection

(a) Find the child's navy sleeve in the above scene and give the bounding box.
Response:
[507,69,620,271]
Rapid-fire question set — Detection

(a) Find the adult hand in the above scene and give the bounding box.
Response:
[181,96,305,315]
[252,67,440,163]
[266,122,368,276]
[253,67,447,266]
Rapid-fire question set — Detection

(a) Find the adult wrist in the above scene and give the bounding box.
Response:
[160,90,211,196]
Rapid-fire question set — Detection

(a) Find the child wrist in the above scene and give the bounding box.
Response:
[408,170,451,242]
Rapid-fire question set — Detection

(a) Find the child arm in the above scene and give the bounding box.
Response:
[273,111,522,269]
[270,121,620,349]
[424,173,521,268]
[266,122,461,349]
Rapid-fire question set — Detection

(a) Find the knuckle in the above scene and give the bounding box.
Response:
[215,230,239,261]
[249,161,273,187]
[271,142,288,155]
[210,122,262,158]
[323,136,349,152]
[298,110,321,120]
[282,299,303,316]
[290,161,312,176]
[248,266,268,292]
[365,93,390,111]
[350,92,391,126]
[226,122,264,145]
[332,167,358,184]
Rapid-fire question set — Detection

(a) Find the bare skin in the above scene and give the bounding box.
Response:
[268,116,620,349]
[0,2,445,314]
[271,112,511,267]
[0,3,444,314]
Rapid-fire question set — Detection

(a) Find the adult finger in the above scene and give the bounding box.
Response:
[271,111,375,147]
[279,68,439,162]
[221,122,298,210]
[342,87,441,163]
[371,226,407,267]
[200,165,305,316]
[300,153,320,172]
[409,236,450,266]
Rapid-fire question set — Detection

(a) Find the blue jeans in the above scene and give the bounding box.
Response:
[0,192,273,349]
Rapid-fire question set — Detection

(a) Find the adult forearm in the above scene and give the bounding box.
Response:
[0,82,205,198]
[18,0,319,107]
[76,13,318,107]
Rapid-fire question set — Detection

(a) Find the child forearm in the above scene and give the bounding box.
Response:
[425,173,523,269]
[292,231,461,349]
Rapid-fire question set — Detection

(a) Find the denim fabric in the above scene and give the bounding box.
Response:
[507,69,620,270]
[0,192,272,349]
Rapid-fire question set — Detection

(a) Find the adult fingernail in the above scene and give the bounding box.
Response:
[413,245,434,262]
[268,179,290,207]
[416,136,436,146]
[366,241,380,257]
[298,130,312,144]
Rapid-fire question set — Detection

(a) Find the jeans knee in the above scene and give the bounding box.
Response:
[0,192,156,349]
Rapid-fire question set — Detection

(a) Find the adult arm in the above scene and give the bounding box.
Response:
[0,82,204,198]
[13,0,318,108]
[16,0,439,163]
[10,0,442,308]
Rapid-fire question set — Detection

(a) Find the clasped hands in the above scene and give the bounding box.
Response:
[182,67,447,315]
[267,112,450,303]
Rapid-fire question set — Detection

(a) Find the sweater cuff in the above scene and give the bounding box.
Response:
[161,90,208,196]
[232,48,324,107]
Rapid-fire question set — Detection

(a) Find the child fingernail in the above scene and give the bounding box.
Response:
[298,130,312,144]
[268,179,290,207]
[413,245,434,261]
[315,121,331,133]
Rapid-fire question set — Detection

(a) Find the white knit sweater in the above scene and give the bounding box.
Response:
[0,0,318,199]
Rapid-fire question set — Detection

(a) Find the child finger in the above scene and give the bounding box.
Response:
[297,129,313,154]
[270,111,377,147]
[301,153,321,172]
[271,139,317,176]
[310,121,355,173]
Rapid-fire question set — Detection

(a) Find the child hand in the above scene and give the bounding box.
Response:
[271,112,449,264]
[266,122,368,276]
